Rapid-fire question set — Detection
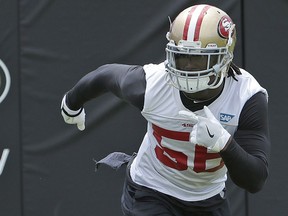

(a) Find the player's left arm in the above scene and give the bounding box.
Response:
[220,92,271,193]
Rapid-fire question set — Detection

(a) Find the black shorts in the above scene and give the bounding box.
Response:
[121,159,230,216]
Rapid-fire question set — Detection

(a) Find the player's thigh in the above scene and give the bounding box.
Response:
[121,184,176,216]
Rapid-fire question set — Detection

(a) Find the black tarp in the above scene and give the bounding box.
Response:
[0,0,21,216]
[0,0,287,215]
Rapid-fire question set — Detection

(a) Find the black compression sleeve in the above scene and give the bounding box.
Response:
[66,64,146,110]
[220,92,270,193]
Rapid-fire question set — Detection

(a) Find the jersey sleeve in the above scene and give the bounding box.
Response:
[220,92,270,193]
[65,64,146,110]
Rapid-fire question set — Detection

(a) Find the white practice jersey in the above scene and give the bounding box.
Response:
[130,62,267,201]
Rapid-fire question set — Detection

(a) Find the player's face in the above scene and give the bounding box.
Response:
[175,54,219,87]
[175,54,218,72]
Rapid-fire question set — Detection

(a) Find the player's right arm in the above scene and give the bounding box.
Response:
[61,64,146,130]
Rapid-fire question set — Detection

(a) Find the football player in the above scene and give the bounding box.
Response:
[61,4,270,216]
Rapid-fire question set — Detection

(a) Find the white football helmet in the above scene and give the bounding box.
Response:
[165,4,236,93]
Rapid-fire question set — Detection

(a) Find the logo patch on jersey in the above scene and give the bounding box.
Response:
[220,113,235,123]
[182,123,194,128]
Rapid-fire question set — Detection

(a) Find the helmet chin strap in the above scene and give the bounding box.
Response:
[207,69,225,90]
[182,79,225,102]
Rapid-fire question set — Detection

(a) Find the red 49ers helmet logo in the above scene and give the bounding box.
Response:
[218,15,234,39]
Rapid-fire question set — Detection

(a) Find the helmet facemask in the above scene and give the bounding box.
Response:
[165,39,233,93]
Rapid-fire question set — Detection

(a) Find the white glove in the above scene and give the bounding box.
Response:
[179,106,231,152]
[61,95,86,131]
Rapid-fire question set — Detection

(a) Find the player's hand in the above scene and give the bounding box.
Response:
[179,106,231,152]
[61,94,86,131]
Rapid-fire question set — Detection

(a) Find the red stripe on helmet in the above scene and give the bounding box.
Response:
[194,5,211,41]
[183,6,196,40]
